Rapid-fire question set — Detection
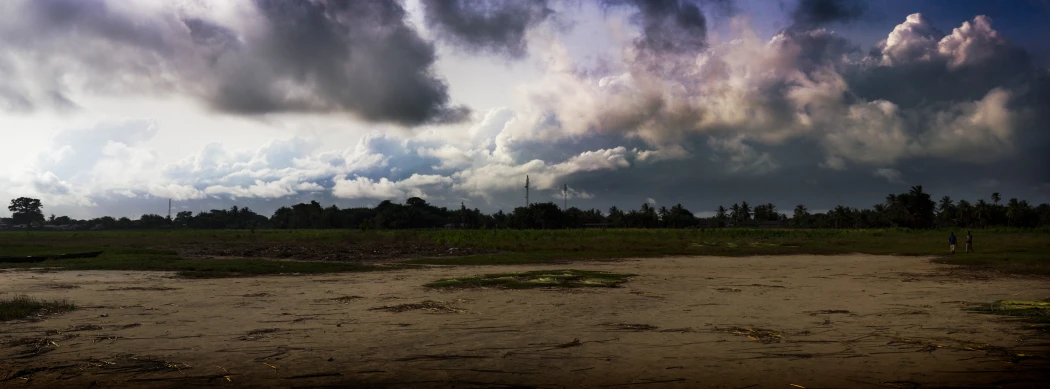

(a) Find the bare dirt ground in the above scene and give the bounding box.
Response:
[2,255,1048,388]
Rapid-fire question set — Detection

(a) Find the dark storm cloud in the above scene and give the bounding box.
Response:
[789,0,867,29]
[209,0,471,125]
[421,0,554,58]
[603,0,709,55]
[0,0,468,126]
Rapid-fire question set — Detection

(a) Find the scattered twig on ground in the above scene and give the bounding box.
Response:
[5,333,78,359]
[630,290,663,298]
[238,328,282,341]
[720,327,783,344]
[85,354,189,374]
[66,324,103,332]
[314,295,363,304]
[601,323,660,332]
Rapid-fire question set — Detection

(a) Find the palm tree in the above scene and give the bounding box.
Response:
[715,206,727,220]
[740,201,752,223]
[607,206,624,227]
[832,205,851,228]
[906,185,935,228]
[793,204,808,227]
[973,199,990,227]
[937,196,954,227]
[1006,198,1020,226]
[658,206,670,227]
[956,199,973,227]
[872,204,888,227]
[991,192,1001,206]
[729,203,740,223]
[885,194,905,227]
[752,204,768,221]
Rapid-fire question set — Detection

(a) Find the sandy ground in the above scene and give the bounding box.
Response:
[1,255,1049,389]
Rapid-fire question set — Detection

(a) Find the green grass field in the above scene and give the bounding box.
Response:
[1,228,1047,277]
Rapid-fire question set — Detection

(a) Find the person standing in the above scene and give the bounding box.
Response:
[965,231,974,253]
[948,232,957,254]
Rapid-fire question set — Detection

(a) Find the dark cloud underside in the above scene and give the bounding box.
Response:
[421,0,553,58]
[0,0,468,125]
[603,0,709,55]
[790,0,867,29]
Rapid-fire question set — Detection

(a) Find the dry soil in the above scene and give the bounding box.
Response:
[1,255,1048,388]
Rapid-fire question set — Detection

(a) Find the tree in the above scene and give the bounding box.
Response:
[739,201,752,223]
[715,206,728,227]
[637,203,659,228]
[663,204,697,228]
[832,205,852,228]
[906,185,936,229]
[406,197,427,207]
[973,199,991,228]
[607,206,625,227]
[937,196,954,227]
[657,206,670,227]
[8,197,44,227]
[1005,198,1035,227]
[729,203,740,223]
[1037,203,1050,227]
[991,192,1001,206]
[956,200,973,227]
[793,204,808,227]
[174,211,193,227]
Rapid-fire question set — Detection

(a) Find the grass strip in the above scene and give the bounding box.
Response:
[425,269,634,289]
[0,295,76,321]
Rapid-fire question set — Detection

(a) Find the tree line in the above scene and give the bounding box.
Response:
[4,186,1050,230]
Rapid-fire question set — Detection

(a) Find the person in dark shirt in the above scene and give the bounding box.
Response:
[965,231,974,253]
[948,232,957,254]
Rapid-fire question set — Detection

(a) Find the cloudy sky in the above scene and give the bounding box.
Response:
[2,0,1049,219]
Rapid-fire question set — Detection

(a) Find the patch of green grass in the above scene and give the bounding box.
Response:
[968,298,1050,331]
[0,295,76,321]
[424,269,635,289]
[969,299,1050,320]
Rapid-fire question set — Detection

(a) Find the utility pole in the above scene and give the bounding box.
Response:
[525,175,530,207]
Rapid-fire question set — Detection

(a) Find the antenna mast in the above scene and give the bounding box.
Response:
[525,175,530,207]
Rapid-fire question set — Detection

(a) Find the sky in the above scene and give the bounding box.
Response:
[1,0,1049,219]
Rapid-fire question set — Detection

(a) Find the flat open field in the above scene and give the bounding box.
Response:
[2,228,1049,275]
[3,254,1049,388]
